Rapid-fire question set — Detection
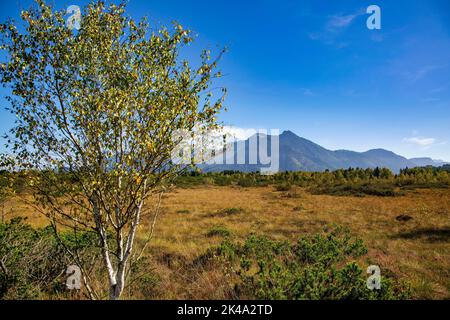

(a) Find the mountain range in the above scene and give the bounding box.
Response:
[201,130,448,173]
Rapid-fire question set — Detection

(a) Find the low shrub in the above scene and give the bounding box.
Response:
[213,175,233,186]
[211,226,410,299]
[310,184,403,197]
[216,207,244,216]
[0,217,100,299]
[206,225,231,238]
[237,178,255,188]
[275,183,292,192]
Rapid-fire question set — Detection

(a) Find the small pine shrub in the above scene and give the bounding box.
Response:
[212,226,410,300]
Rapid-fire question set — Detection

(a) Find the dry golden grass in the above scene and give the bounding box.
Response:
[4,185,450,299]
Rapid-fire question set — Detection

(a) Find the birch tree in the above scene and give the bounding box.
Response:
[0,0,225,299]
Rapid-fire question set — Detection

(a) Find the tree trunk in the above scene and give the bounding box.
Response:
[91,198,118,299]
[108,205,142,300]
[109,262,126,300]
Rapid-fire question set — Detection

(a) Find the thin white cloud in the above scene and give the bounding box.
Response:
[220,126,257,141]
[403,136,448,151]
[403,137,436,147]
[300,88,316,97]
[421,97,441,103]
[429,82,449,93]
[308,32,320,40]
[341,89,360,98]
[326,14,359,30]
[308,10,364,48]
[404,65,441,82]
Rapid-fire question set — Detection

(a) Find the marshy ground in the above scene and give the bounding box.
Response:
[4,185,450,299]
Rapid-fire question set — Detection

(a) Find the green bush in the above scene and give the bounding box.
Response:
[206,225,231,238]
[212,226,410,299]
[213,175,233,186]
[237,178,255,188]
[311,183,403,197]
[173,174,206,188]
[216,207,244,216]
[275,183,292,192]
[0,218,60,299]
[0,218,99,299]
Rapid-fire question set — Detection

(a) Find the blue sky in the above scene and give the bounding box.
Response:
[1,0,449,161]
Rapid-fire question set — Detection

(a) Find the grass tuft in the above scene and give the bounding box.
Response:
[206,225,231,238]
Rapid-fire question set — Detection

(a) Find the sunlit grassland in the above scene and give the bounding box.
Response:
[4,185,449,299]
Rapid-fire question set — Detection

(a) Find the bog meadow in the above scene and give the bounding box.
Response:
[1,167,449,299]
